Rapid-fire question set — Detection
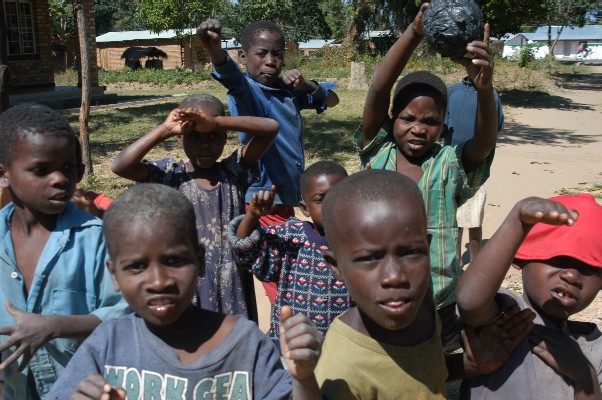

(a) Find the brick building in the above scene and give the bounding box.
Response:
[2,0,99,88]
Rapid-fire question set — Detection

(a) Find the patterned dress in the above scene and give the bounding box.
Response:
[228,216,352,343]
[145,149,256,317]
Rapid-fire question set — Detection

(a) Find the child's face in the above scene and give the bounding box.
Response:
[108,217,204,327]
[522,257,602,321]
[241,30,285,87]
[325,198,431,331]
[0,133,82,215]
[179,128,227,170]
[300,173,345,235]
[393,95,444,159]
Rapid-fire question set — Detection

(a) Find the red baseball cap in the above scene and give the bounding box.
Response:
[515,193,602,268]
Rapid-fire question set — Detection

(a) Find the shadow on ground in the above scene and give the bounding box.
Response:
[552,72,602,92]
[497,122,597,146]
[499,89,593,111]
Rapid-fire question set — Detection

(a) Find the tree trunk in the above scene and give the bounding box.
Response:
[189,34,195,72]
[0,2,10,112]
[550,26,564,56]
[76,4,93,175]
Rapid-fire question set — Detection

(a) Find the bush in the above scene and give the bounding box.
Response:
[517,45,536,68]
[99,68,212,87]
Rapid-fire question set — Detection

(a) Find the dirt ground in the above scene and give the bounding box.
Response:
[251,67,602,332]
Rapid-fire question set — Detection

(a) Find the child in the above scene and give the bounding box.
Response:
[227,161,352,343]
[445,75,504,266]
[456,193,602,399]
[0,103,127,399]
[356,3,498,349]
[45,184,323,400]
[111,94,279,319]
[197,18,340,304]
[313,169,451,398]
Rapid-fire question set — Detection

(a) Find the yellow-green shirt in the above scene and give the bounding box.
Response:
[315,310,447,399]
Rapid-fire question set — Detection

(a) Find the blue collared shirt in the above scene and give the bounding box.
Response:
[212,56,335,206]
[0,203,128,399]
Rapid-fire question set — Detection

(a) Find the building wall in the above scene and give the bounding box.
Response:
[96,36,215,71]
[7,0,99,87]
[7,0,53,87]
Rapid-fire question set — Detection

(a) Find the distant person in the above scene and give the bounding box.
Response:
[0,103,127,399]
[356,3,498,351]
[112,94,279,319]
[445,76,504,266]
[228,161,352,343]
[46,184,323,400]
[457,193,602,399]
[198,18,339,305]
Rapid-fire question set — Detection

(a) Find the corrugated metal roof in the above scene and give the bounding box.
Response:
[298,39,335,49]
[96,30,195,42]
[96,30,240,49]
[526,25,602,41]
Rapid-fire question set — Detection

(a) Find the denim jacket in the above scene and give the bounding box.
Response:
[0,203,127,399]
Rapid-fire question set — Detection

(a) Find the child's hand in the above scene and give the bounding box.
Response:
[176,108,219,134]
[197,18,222,50]
[248,186,276,218]
[0,301,53,372]
[410,2,429,36]
[463,305,535,375]
[73,373,126,400]
[530,325,599,390]
[279,306,322,382]
[282,70,308,91]
[162,108,191,136]
[517,197,578,227]
[452,23,493,90]
[72,188,104,218]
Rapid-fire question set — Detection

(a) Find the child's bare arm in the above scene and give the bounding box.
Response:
[457,23,497,173]
[530,326,602,400]
[111,109,187,182]
[361,3,428,147]
[72,373,126,400]
[0,301,101,372]
[236,186,276,239]
[456,198,578,327]
[279,306,323,400]
[197,18,227,66]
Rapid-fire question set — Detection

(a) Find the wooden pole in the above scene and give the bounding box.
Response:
[76,3,92,175]
[0,2,10,112]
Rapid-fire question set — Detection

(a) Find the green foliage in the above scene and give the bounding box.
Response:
[137,0,221,34]
[99,69,212,87]
[517,45,536,68]
[49,0,73,43]
[220,0,332,43]
[320,0,353,40]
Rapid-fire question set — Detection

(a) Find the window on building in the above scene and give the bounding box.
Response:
[3,0,37,55]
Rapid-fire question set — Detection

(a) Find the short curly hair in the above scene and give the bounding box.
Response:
[0,103,79,166]
[300,160,348,197]
[178,94,225,116]
[391,71,447,117]
[240,20,284,52]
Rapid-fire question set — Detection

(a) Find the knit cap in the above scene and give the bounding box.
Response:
[515,193,602,268]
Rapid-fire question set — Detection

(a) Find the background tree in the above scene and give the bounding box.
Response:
[320,0,353,40]
[137,0,223,70]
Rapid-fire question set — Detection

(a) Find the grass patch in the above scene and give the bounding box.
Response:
[557,183,602,199]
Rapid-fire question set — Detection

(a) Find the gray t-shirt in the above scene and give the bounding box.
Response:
[461,288,602,399]
[45,313,292,400]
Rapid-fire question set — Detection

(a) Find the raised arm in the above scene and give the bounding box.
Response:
[362,3,428,146]
[282,70,340,109]
[178,109,279,167]
[456,197,578,327]
[197,18,227,67]
[236,186,276,239]
[111,109,186,182]
[456,23,497,173]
